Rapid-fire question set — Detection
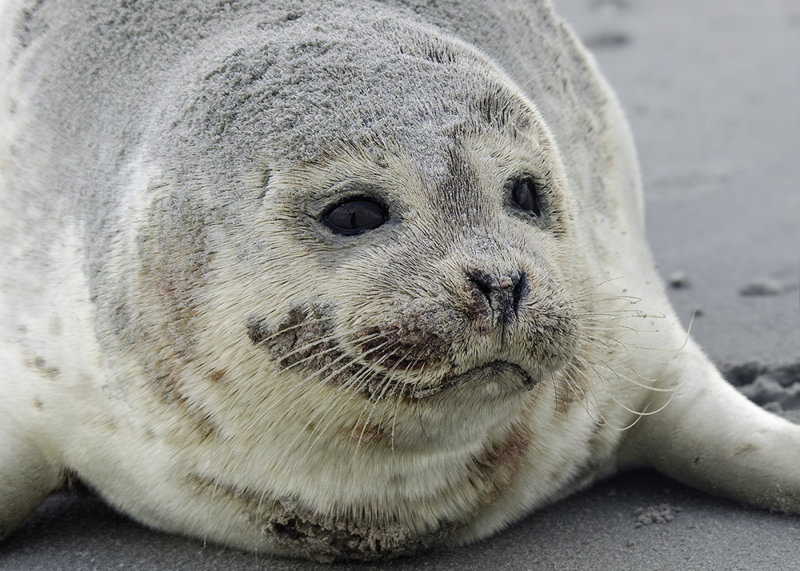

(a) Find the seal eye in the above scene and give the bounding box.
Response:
[510,177,542,217]
[322,198,388,236]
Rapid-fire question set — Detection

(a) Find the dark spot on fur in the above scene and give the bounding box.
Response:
[467,423,532,505]
[135,189,212,375]
[210,369,227,382]
[554,360,589,416]
[248,305,365,390]
[462,283,491,334]
[246,317,270,345]
[357,323,447,370]
[262,507,450,562]
[33,398,44,410]
[248,306,341,367]
[151,374,218,440]
[33,356,60,379]
[189,473,453,562]
[349,422,387,444]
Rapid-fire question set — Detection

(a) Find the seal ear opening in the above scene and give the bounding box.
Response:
[257,168,271,201]
[0,423,62,540]
[242,165,272,201]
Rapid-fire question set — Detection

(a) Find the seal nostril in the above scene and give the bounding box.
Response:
[465,270,528,323]
[468,272,495,307]
[511,272,528,315]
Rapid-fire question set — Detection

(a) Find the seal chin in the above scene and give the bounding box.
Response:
[405,361,536,400]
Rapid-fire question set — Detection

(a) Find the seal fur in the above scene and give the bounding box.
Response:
[1,0,798,562]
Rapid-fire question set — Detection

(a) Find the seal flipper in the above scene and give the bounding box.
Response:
[0,416,61,540]
[620,341,800,514]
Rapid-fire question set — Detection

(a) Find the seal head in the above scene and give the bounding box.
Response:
[101,7,592,560]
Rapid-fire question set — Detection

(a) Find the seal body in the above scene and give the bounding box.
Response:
[1,0,798,561]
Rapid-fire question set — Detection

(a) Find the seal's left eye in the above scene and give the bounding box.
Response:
[322,198,388,236]
[510,177,542,218]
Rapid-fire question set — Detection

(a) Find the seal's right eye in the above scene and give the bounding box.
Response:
[321,198,388,236]
[510,177,543,218]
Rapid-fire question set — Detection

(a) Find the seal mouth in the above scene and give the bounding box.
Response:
[404,360,535,400]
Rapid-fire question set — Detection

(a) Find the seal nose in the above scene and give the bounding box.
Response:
[465,269,528,324]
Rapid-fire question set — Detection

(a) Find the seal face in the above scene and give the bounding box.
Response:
[2,0,799,562]
[165,23,594,557]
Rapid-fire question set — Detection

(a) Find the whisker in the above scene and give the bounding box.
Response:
[351,348,414,455]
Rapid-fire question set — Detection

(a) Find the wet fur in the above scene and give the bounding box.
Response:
[1,0,798,562]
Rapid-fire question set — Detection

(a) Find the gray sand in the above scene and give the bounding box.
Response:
[2,0,798,569]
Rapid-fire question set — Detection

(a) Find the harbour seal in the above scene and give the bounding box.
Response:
[0,0,797,562]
